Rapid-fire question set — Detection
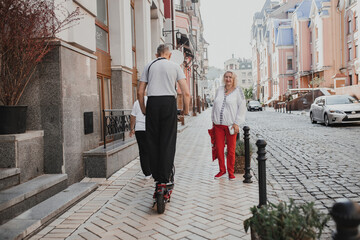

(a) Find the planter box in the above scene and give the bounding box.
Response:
[0,106,27,134]
[84,138,138,178]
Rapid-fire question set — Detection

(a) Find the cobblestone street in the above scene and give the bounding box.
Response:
[246,109,360,238]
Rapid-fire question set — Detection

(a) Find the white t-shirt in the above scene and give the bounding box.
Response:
[211,86,247,126]
[140,58,186,96]
[131,96,148,131]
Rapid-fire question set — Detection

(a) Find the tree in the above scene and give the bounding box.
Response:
[310,76,325,88]
[243,87,253,100]
[0,0,81,106]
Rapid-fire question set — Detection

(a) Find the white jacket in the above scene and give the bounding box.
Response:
[211,86,246,126]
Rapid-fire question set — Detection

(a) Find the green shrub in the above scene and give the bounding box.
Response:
[244,199,329,240]
[235,138,253,156]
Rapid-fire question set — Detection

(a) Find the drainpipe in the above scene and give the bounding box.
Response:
[171,0,175,48]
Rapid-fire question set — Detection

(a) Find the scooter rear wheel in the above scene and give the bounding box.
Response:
[156,193,166,214]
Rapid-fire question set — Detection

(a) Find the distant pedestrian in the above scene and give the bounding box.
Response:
[211,71,246,180]
[130,96,151,179]
[137,44,190,198]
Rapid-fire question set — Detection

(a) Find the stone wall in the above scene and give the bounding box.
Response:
[111,69,133,110]
[0,131,44,182]
[19,41,100,184]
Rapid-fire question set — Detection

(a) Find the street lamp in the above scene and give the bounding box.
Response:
[192,63,199,116]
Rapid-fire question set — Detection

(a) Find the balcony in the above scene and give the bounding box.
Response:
[174,4,185,12]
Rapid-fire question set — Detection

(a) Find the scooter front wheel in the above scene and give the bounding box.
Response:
[156,193,166,214]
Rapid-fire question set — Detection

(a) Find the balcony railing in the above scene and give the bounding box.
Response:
[103,109,132,149]
[174,4,185,12]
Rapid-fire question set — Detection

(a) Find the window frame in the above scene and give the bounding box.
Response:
[95,0,110,54]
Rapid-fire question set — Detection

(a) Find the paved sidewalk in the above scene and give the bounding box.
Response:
[30,109,259,240]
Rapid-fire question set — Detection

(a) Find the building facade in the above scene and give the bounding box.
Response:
[224,56,253,90]
[252,0,360,105]
[14,0,202,185]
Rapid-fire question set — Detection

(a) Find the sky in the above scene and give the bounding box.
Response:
[200,0,272,69]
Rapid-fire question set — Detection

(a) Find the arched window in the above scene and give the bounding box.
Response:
[348,15,352,34]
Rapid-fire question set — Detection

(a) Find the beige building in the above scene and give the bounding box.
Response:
[224,56,253,90]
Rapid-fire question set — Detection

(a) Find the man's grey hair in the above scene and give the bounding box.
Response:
[157,44,171,56]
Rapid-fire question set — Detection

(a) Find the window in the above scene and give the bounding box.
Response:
[349,46,352,61]
[96,0,109,53]
[98,76,112,140]
[349,74,353,86]
[287,58,293,70]
[288,80,293,89]
[96,26,108,52]
[355,15,358,31]
[310,31,312,43]
[97,0,107,26]
[348,16,352,34]
[242,79,246,84]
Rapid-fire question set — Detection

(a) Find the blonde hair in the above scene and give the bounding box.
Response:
[223,71,237,88]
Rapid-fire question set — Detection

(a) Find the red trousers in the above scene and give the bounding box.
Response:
[214,124,237,176]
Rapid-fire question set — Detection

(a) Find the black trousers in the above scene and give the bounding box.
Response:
[135,131,151,176]
[146,96,177,183]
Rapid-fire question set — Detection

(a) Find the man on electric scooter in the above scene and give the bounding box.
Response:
[137,44,190,213]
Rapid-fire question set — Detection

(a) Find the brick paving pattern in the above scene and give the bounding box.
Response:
[30,109,258,240]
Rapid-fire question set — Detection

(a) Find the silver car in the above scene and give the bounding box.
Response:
[247,100,262,111]
[310,95,360,126]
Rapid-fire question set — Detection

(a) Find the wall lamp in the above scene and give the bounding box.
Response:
[162,29,182,39]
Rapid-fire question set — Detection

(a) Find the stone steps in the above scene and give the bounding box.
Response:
[0,174,68,225]
[0,168,20,191]
[0,182,98,240]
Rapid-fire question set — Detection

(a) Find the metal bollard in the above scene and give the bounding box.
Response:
[243,126,253,183]
[330,199,360,240]
[256,139,267,208]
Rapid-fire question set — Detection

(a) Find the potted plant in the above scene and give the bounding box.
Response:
[0,0,80,134]
[244,199,330,240]
[234,138,253,174]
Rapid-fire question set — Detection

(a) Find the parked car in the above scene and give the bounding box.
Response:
[309,95,360,126]
[247,100,262,111]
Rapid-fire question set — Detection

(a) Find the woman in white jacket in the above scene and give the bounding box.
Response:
[211,71,246,180]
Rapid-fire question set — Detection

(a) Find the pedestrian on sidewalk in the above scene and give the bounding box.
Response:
[130,96,152,179]
[211,71,246,180]
[137,44,190,197]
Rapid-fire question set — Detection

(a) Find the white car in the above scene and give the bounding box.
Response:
[309,95,360,126]
[247,101,262,111]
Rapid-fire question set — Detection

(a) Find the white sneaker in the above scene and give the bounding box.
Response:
[144,174,152,180]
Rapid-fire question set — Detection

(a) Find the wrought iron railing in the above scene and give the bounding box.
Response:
[103,109,132,149]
